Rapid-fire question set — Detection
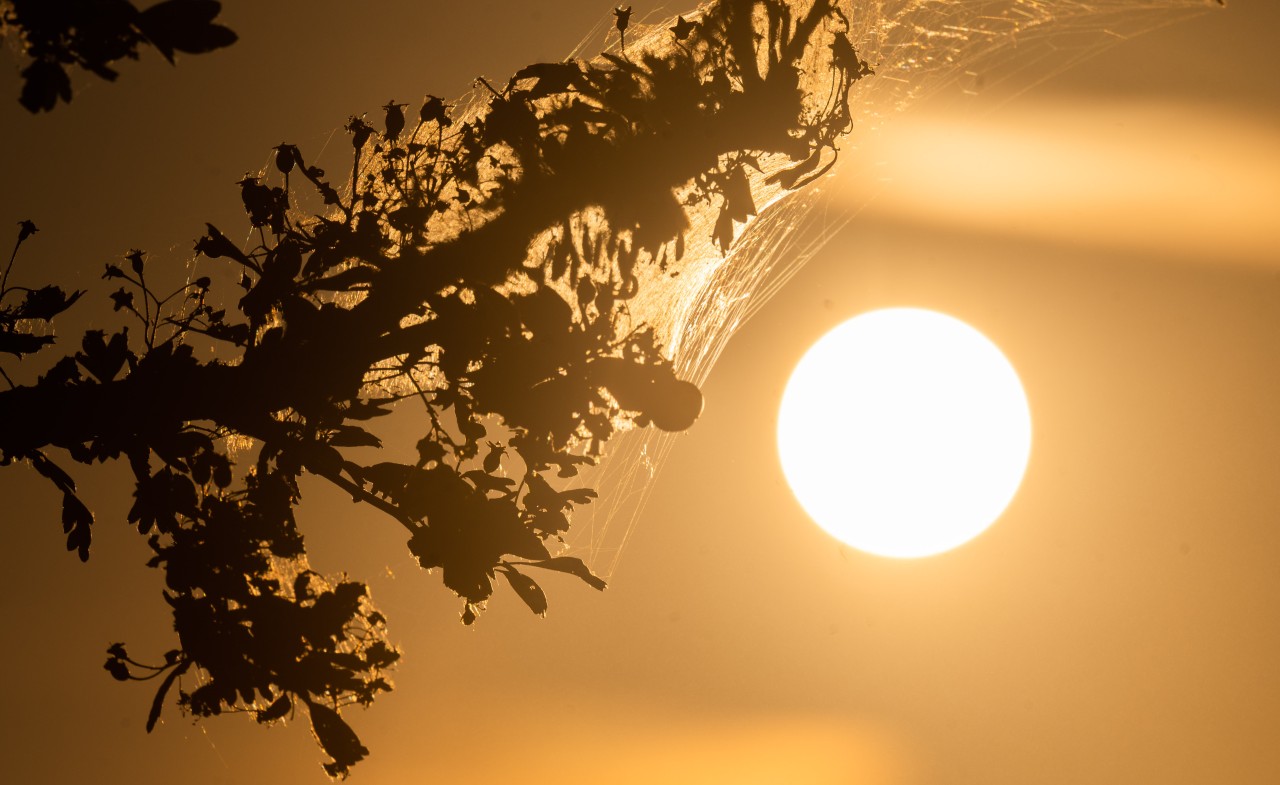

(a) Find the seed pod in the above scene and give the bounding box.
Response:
[274,144,296,175]
[126,249,145,275]
[420,95,451,127]
[382,101,406,142]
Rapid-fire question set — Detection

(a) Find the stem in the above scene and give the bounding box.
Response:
[323,468,417,530]
[121,654,170,671]
[350,148,361,216]
[138,267,154,348]
[0,235,22,296]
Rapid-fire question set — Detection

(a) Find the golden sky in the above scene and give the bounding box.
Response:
[1,2,1277,783]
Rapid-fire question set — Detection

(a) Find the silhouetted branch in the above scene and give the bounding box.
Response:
[0,0,866,775]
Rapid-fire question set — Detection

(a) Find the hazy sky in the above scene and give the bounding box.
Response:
[2,2,1278,783]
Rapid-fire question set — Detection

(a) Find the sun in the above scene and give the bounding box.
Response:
[777,308,1032,558]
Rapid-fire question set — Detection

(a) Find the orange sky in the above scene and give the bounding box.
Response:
[1,2,1277,783]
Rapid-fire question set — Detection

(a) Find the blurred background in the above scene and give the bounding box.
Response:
[1,2,1277,783]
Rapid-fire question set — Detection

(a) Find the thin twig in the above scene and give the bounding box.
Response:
[1,235,23,296]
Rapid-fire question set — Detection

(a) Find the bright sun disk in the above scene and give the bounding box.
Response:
[777,308,1032,558]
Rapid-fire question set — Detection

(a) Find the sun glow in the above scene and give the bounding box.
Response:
[777,308,1032,558]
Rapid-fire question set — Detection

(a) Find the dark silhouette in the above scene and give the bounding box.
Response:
[614,5,633,52]
[0,0,866,776]
[3,0,237,112]
[670,15,696,41]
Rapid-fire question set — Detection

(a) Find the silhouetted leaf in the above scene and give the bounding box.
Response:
[75,330,131,382]
[12,286,83,322]
[713,205,735,252]
[528,508,569,537]
[203,320,250,346]
[344,398,393,420]
[306,265,377,292]
[194,223,255,268]
[18,59,72,113]
[508,62,585,99]
[38,356,82,386]
[463,470,515,494]
[185,682,224,717]
[329,426,381,448]
[61,492,93,561]
[146,659,191,732]
[362,641,399,669]
[764,150,823,189]
[137,0,238,64]
[559,488,598,505]
[524,556,608,591]
[0,331,54,357]
[256,694,292,724]
[723,166,757,222]
[307,700,369,778]
[129,468,199,534]
[29,450,75,495]
[188,444,231,486]
[500,567,548,615]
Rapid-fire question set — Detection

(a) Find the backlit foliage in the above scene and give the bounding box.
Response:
[1,0,236,112]
[0,0,863,775]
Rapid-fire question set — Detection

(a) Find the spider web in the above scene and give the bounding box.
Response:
[198,1,1222,585]
[556,0,1222,578]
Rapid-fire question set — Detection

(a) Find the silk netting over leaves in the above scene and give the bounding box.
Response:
[561,0,1222,576]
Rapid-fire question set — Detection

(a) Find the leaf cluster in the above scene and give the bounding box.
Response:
[0,0,866,775]
[2,0,236,112]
